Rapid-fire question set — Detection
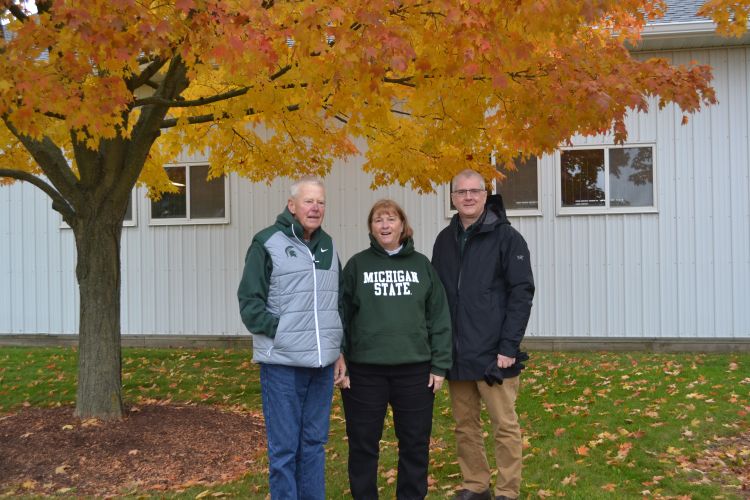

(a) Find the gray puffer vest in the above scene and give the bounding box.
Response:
[252,227,342,368]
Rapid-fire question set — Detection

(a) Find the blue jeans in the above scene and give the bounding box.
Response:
[260,363,334,500]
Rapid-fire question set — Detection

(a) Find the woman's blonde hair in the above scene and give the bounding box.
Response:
[367,199,414,244]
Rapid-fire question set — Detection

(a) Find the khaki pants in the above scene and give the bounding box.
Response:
[448,377,521,498]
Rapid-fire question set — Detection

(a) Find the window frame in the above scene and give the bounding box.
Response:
[444,154,542,218]
[148,162,230,226]
[556,143,658,216]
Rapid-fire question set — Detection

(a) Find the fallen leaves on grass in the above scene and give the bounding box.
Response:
[676,430,750,496]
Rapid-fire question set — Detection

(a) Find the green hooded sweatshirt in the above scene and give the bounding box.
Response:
[342,235,452,376]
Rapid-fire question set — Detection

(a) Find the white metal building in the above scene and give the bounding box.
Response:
[2,3,749,346]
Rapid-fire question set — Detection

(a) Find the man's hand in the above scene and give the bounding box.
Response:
[428,373,445,393]
[497,354,516,368]
[334,354,349,388]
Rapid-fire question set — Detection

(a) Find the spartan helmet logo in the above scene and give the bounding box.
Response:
[285,246,298,258]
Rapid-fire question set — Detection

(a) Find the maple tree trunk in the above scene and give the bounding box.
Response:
[73,213,124,420]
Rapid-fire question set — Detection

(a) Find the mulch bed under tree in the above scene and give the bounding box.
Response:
[0,404,266,497]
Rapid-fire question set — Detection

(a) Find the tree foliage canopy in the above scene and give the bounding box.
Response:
[0,0,726,197]
[2,0,746,420]
[699,0,750,36]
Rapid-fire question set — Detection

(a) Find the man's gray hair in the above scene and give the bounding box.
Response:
[290,176,325,198]
[451,169,485,189]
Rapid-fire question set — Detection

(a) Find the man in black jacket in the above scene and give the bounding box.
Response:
[432,169,535,500]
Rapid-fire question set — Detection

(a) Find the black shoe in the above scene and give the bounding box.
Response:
[452,489,492,500]
[495,496,518,500]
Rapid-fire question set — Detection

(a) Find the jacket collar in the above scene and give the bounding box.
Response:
[450,193,510,236]
[275,207,323,246]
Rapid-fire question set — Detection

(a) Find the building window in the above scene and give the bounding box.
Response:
[496,155,540,213]
[559,145,655,214]
[123,192,136,226]
[445,155,541,217]
[150,164,229,225]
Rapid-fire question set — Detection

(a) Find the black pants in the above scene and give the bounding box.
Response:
[341,361,435,500]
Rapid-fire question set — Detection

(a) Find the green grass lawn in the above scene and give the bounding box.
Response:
[1,347,748,499]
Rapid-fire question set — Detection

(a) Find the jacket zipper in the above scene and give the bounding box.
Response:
[455,229,467,374]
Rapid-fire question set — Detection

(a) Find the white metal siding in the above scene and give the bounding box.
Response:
[1,46,749,339]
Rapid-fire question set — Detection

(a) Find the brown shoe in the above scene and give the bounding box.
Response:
[452,489,492,500]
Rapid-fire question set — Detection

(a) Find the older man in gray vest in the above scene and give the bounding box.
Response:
[238,176,346,500]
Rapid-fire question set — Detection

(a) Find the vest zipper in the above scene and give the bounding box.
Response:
[293,225,323,367]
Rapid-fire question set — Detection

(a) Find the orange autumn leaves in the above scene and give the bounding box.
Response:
[699,0,750,36]
[0,0,738,194]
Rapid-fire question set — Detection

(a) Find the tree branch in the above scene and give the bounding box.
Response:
[134,86,250,108]
[6,95,67,120]
[2,116,82,207]
[0,168,76,221]
[383,76,416,87]
[98,135,129,203]
[160,103,300,128]
[70,130,100,188]
[267,64,295,81]
[122,55,191,202]
[5,1,29,21]
[390,108,412,116]
[44,110,67,120]
[126,57,168,92]
[381,71,544,88]
[132,64,293,108]
[159,113,215,127]
[35,1,52,14]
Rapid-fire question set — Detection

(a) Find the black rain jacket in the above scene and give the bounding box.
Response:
[432,194,535,381]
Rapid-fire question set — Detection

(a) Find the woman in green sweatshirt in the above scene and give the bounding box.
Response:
[341,199,452,500]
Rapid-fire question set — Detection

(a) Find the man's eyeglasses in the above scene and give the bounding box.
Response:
[451,188,486,198]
